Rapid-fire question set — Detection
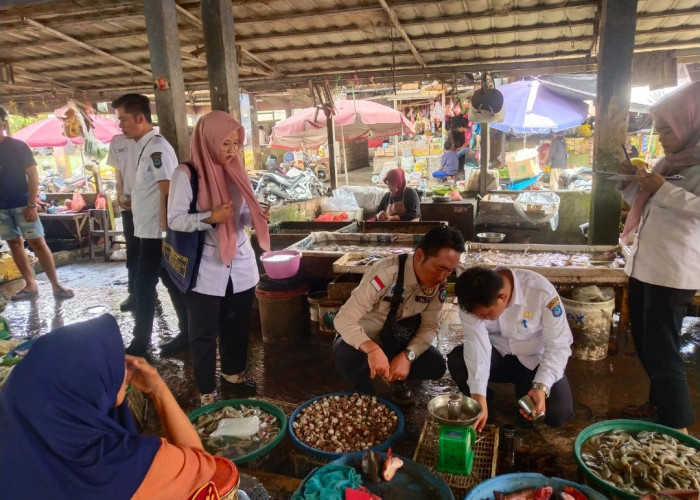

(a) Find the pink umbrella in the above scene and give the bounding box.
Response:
[271,99,414,150]
[13,115,121,147]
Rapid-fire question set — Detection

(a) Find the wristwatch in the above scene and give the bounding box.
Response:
[403,348,416,363]
[531,382,550,398]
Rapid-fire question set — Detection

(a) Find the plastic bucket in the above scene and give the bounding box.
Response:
[255,284,309,344]
[318,299,343,333]
[212,456,239,500]
[307,291,328,323]
[561,296,615,361]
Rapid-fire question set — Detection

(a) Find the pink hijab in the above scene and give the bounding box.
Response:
[621,82,700,244]
[188,111,270,263]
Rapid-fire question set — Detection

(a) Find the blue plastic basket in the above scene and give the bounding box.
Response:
[464,472,608,500]
[288,392,404,460]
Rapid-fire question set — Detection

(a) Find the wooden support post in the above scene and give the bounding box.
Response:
[588,0,638,244]
[142,0,190,160]
[200,0,242,122]
[479,124,489,196]
[250,93,261,170]
[326,107,337,192]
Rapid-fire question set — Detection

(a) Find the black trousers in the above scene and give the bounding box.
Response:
[333,337,446,393]
[183,281,255,394]
[447,345,573,427]
[130,238,188,349]
[120,210,140,294]
[629,277,695,429]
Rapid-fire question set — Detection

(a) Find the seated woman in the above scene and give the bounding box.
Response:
[375,168,421,222]
[0,313,218,499]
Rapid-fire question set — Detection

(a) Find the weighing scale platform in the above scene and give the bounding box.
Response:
[413,419,499,497]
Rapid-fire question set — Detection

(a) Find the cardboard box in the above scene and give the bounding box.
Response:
[505,149,540,181]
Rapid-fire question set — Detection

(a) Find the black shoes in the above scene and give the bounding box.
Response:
[389,380,414,406]
[125,343,152,363]
[159,334,189,356]
[120,294,136,312]
[220,376,257,396]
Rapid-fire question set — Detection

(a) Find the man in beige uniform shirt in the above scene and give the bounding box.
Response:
[333,226,464,404]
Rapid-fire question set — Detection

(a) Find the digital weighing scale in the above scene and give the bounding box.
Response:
[427,394,482,475]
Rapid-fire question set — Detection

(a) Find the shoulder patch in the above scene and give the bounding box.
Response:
[150,152,163,169]
[552,304,563,317]
[439,288,447,303]
[546,297,560,310]
[370,276,385,292]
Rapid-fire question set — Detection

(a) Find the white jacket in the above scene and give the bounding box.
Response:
[622,163,700,290]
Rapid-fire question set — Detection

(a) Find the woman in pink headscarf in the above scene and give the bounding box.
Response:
[375,168,421,222]
[168,111,270,406]
[617,82,700,432]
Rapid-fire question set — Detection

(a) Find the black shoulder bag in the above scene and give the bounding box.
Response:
[161,161,206,293]
[379,253,422,355]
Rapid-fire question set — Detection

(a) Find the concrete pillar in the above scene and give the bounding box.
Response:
[200,0,241,122]
[142,0,190,160]
[479,124,489,196]
[588,0,638,244]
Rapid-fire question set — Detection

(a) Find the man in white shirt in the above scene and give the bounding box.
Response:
[447,266,574,430]
[106,134,138,311]
[111,94,188,359]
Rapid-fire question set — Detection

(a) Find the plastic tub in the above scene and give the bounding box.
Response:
[307,291,328,322]
[562,295,615,361]
[260,250,301,279]
[318,299,343,333]
[255,283,309,343]
[574,419,700,500]
[211,456,239,500]
[464,472,608,500]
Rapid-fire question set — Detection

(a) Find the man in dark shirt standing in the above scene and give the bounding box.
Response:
[0,107,73,301]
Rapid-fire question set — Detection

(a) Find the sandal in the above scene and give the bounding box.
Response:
[622,401,658,419]
[52,288,75,300]
[11,289,38,301]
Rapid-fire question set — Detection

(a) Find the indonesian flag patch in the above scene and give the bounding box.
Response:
[370,276,385,292]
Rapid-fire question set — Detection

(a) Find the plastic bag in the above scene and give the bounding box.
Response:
[337,186,386,213]
[95,193,107,210]
[571,285,615,303]
[321,189,360,212]
[513,192,560,230]
[210,416,260,438]
[71,192,86,212]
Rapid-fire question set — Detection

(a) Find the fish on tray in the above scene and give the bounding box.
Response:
[494,486,554,500]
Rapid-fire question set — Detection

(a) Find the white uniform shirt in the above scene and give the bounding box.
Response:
[106,134,137,195]
[167,166,259,297]
[333,253,447,357]
[131,129,177,239]
[459,267,572,396]
[621,163,700,290]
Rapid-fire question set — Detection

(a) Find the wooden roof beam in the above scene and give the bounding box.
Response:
[12,64,76,91]
[377,0,425,68]
[21,16,151,77]
[174,5,277,77]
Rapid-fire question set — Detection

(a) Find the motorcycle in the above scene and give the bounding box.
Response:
[253,167,329,205]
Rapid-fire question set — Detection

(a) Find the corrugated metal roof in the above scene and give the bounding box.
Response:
[1,0,698,111]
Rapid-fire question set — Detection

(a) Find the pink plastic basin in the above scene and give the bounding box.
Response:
[260,250,302,279]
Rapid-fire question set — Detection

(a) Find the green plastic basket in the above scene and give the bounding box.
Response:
[187,398,287,465]
[574,419,700,500]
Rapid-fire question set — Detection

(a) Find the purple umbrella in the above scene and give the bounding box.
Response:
[489,80,588,134]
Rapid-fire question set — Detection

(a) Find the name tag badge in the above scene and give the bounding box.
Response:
[415,295,431,303]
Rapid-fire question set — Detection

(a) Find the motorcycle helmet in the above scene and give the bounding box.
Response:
[265,155,278,171]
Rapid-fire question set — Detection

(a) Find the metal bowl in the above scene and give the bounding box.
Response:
[432,195,452,203]
[476,232,506,243]
[427,394,482,427]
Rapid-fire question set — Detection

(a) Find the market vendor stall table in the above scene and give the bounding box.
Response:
[458,242,630,345]
[38,212,89,253]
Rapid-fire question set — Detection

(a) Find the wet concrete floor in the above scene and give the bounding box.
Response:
[1,259,699,498]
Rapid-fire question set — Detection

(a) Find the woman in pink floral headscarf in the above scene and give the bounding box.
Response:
[617,82,700,432]
[168,111,270,406]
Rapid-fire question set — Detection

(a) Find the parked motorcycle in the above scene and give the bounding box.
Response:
[253,167,329,205]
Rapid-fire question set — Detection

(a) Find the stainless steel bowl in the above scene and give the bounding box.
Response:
[432,195,452,203]
[476,232,506,243]
[427,394,482,427]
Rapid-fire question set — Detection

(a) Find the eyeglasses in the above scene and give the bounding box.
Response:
[221,141,242,151]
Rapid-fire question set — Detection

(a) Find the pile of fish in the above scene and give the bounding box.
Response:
[465,249,624,268]
[581,429,700,495]
[193,404,281,459]
[307,243,413,254]
[292,393,399,453]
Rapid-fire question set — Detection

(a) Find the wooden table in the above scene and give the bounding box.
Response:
[38,212,89,251]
